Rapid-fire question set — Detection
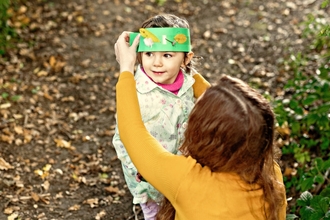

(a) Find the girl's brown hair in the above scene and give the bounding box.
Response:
[156,75,285,220]
[136,14,195,73]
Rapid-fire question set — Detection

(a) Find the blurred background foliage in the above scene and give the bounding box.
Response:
[275,1,329,219]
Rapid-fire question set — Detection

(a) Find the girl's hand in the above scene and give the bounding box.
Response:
[136,172,147,182]
[114,31,140,73]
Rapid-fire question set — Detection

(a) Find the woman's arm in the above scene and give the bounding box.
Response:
[274,162,287,219]
[116,71,192,201]
[115,32,192,201]
[193,73,211,98]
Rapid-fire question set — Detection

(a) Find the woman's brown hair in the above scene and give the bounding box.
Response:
[156,75,285,220]
[136,14,195,73]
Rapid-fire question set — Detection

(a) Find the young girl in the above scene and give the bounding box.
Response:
[112,14,210,219]
[114,31,287,219]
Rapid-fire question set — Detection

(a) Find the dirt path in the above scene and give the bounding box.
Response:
[0,0,329,219]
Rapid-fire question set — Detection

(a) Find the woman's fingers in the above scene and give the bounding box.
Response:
[131,34,140,48]
[114,43,119,63]
[114,31,139,72]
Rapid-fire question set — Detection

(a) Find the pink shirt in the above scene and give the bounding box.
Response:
[142,67,184,95]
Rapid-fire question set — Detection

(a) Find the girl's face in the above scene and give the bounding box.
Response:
[141,51,185,84]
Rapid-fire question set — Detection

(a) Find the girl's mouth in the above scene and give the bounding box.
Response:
[152,71,164,75]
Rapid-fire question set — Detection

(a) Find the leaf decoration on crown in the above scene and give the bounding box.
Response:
[174,34,187,44]
[166,33,187,46]
[139,28,160,47]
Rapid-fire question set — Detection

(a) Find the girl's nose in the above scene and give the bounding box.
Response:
[153,55,163,67]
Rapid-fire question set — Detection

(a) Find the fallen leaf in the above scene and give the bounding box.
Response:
[42,180,50,191]
[54,60,66,72]
[4,206,16,215]
[84,198,99,208]
[1,134,14,144]
[14,126,23,134]
[43,92,54,100]
[15,138,23,146]
[0,103,11,109]
[40,196,50,204]
[54,138,75,150]
[76,16,84,23]
[80,59,91,67]
[43,164,52,172]
[61,96,75,102]
[13,114,23,119]
[31,192,40,202]
[37,70,48,77]
[104,186,119,194]
[49,56,56,68]
[18,5,27,14]
[68,204,81,211]
[95,210,106,220]
[7,212,19,220]
[283,167,297,176]
[276,121,291,137]
[0,157,14,170]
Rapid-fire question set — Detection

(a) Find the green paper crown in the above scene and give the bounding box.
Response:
[129,27,191,52]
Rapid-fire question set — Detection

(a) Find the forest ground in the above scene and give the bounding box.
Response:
[0,0,329,219]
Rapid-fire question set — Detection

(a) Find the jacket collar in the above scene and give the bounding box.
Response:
[135,65,194,97]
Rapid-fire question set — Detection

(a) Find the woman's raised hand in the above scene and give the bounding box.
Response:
[114,31,140,73]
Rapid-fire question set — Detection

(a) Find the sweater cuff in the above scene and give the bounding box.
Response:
[193,73,211,98]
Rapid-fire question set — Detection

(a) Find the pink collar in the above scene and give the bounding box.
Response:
[142,68,184,95]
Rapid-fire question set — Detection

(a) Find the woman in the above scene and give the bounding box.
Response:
[114,32,286,220]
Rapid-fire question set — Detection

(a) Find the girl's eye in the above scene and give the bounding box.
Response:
[164,53,172,58]
[145,52,153,56]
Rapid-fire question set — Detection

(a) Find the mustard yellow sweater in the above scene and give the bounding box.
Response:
[117,71,286,220]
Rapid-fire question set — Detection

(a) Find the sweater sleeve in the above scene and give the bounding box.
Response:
[112,126,136,176]
[192,73,211,98]
[116,71,193,201]
[274,162,287,219]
